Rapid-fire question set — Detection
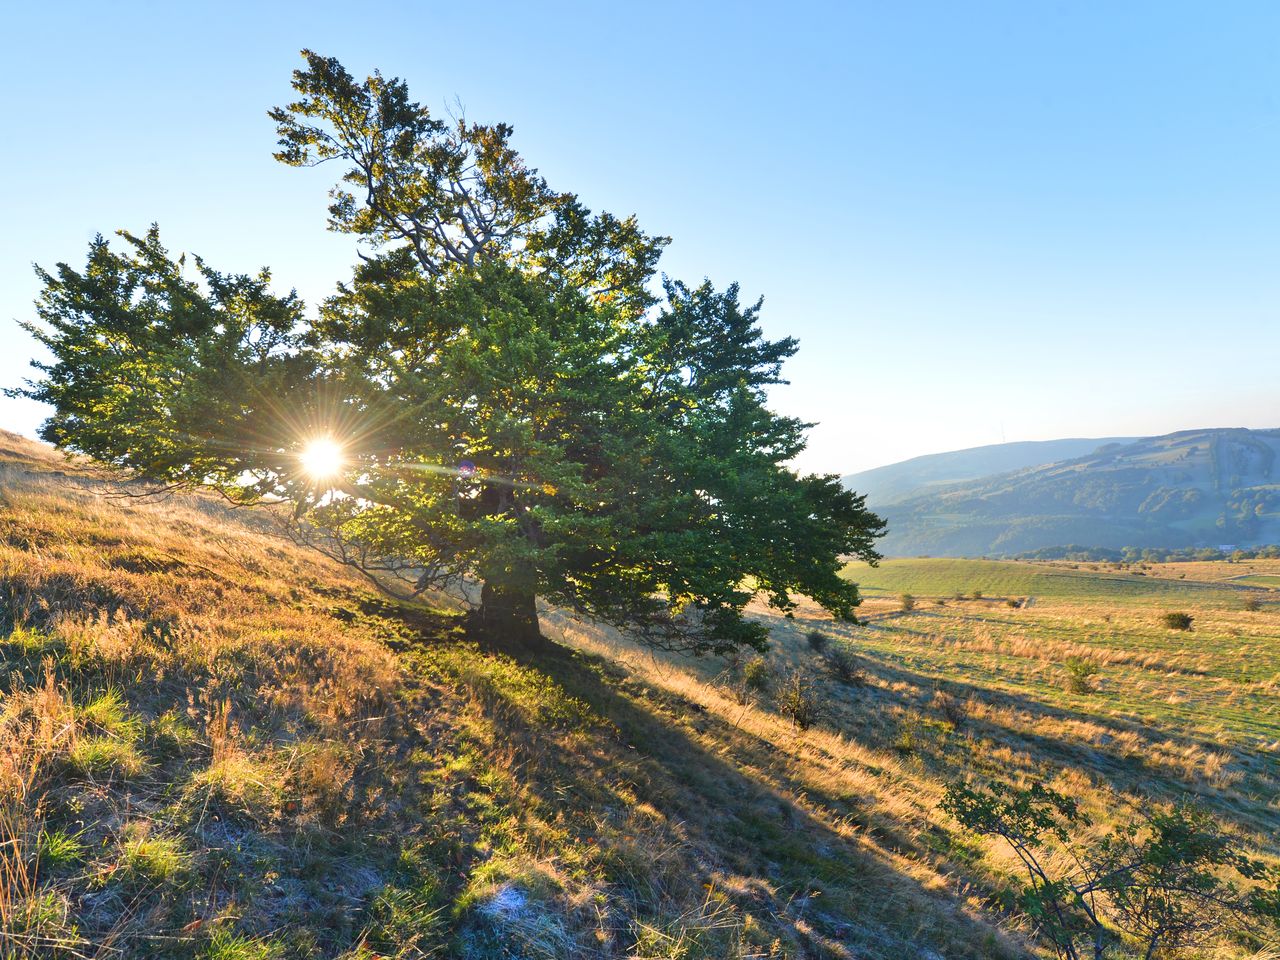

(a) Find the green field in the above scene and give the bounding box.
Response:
[816,556,1280,842]
[1235,574,1280,588]
[843,556,1256,605]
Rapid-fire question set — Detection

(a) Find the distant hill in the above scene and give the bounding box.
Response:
[851,428,1280,557]
[842,437,1132,506]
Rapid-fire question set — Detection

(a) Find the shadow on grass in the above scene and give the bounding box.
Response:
[766,612,1280,845]
[404,623,1032,960]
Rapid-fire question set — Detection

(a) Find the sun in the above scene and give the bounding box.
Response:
[298,437,345,482]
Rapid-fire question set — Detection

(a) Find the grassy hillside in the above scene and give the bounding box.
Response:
[871,427,1280,556]
[2,431,1278,958]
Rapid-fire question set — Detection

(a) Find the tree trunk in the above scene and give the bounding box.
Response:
[475,579,547,653]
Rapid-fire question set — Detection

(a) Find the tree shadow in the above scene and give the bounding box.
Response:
[407,627,1034,960]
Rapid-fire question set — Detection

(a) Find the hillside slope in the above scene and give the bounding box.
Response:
[4,432,1277,959]
[841,437,1131,506]
[871,428,1280,556]
[0,431,1022,959]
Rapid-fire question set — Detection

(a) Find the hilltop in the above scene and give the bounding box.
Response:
[854,427,1280,557]
[2,430,1278,959]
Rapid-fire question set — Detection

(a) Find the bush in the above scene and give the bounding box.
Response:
[741,656,771,693]
[805,630,829,653]
[942,779,1280,960]
[932,689,967,728]
[900,593,915,612]
[1244,596,1262,612]
[971,590,983,600]
[1006,597,1021,609]
[1159,611,1194,631]
[894,713,923,755]
[1063,656,1100,694]
[823,645,866,685]
[776,673,820,730]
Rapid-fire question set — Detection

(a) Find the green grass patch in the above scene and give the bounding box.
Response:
[844,557,1240,604]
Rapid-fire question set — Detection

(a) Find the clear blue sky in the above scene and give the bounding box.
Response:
[3,1,1278,475]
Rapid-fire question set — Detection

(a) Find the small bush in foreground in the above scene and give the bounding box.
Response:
[932,689,967,728]
[776,672,820,730]
[942,779,1280,960]
[1160,611,1194,631]
[823,645,866,686]
[742,656,771,693]
[1063,656,1100,695]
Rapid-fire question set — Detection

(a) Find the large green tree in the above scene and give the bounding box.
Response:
[14,51,882,653]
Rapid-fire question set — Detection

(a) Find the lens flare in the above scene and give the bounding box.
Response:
[299,437,345,482]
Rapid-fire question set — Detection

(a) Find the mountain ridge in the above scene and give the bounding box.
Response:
[841,436,1134,506]
[847,427,1280,557]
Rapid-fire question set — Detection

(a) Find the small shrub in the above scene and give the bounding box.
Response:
[776,672,820,730]
[1244,596,1262,612]
[741,656,771,693]
[805,630,829,653]
[971,590,983,600]
[1159,611,1194,631]
[823,645,865,685]
[900,593,915,612]
[1005,597,1021,609]
[932,689,967,728]
[1063,656,1100,694]
[934,598,947,607]
[894,713,923,755]
[941,779,1280,960]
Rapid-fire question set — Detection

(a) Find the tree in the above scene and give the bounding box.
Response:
[941,779,1280,960]
[12,50,884,655]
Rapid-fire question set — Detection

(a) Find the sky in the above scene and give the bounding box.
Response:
[2,1,1278,476]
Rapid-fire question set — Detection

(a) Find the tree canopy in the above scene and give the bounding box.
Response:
[14,50,883,654]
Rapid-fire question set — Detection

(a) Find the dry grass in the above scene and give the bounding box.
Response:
[2,430,1275,958]
[545,560,1280,959]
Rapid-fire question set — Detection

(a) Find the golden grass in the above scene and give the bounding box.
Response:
[1,429,1275,958]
